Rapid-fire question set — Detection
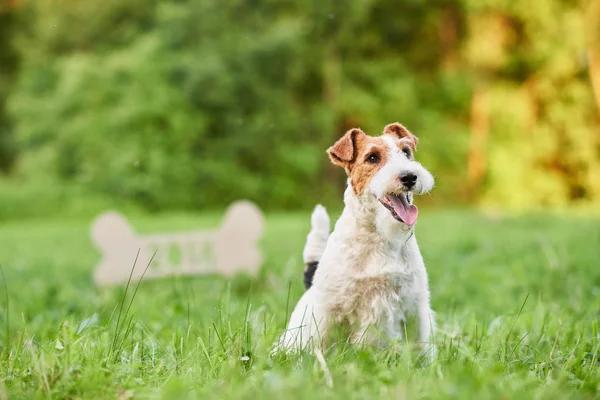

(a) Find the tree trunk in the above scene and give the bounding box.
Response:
[467,85,489,200]
[586,0,600,119]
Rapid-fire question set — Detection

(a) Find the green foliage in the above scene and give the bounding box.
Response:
[0,211,598,397]
[1,0,599,216]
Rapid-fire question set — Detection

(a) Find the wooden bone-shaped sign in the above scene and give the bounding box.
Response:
[91,201,265,286]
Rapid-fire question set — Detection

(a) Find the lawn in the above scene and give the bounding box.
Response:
[0,209,599,399]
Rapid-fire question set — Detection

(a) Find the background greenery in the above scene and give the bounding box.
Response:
[1,0,599,218]
[0,2,599,398]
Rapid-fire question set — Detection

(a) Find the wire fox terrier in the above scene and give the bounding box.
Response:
[275,122,436,358]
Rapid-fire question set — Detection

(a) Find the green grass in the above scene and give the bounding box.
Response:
[0,210,599,399]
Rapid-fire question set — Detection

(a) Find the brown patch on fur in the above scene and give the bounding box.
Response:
[347,136,388,195]
[328,128,391,195]
[327,123,421,196]
[383,122,418,151]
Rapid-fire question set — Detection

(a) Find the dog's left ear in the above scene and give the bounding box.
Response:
[384,122,418,151]
[327,128,364,168]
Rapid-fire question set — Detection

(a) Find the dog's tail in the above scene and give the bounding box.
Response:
[302,204,330,290]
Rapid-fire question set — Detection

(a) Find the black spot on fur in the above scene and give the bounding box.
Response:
[304,261,318,289]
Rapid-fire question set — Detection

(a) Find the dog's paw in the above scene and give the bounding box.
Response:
[270,337,299,357]
[270,343,285,358]
[419,343,437,365]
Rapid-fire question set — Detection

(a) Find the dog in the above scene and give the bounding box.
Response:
[274,122,436,358]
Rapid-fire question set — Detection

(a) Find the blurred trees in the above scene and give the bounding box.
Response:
[0,0,20,172]
[1,0,599,215]
[465,0,600,208]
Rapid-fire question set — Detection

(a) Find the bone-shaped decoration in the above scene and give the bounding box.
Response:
[91,200,265,286]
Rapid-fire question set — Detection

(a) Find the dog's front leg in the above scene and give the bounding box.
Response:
[410,248,437,362]
[274,288,329,354]
[417,297,437,362]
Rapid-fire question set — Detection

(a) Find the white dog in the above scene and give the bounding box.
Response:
[275,122,436,358]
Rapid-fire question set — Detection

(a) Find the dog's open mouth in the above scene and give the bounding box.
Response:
[379,193,418,226]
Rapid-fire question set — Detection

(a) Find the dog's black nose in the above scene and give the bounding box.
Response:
[400,173,417,188]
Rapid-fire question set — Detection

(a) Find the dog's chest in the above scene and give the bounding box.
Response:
[329,254,419,325]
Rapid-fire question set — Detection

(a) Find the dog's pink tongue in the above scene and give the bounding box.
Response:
[389,194,418,226]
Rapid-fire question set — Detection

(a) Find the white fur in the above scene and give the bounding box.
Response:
[302,205,330,264]
[275,137,436,359]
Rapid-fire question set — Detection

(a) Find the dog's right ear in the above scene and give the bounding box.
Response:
[327,128,364,168]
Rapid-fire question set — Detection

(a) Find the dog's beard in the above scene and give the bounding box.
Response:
[379,193,418,226]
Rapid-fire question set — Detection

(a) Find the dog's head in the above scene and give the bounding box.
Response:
[328,122,434,228]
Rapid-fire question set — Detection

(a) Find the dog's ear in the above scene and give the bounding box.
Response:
[383,122,418,151]
[327,128,364,167]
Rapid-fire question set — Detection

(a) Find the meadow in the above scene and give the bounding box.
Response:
[0,209,598,399]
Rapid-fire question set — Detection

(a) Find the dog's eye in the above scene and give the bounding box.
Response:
[366,153,380,164]
[402,147,412,158]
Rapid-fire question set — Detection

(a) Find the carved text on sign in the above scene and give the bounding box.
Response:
[91,201,265,286]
